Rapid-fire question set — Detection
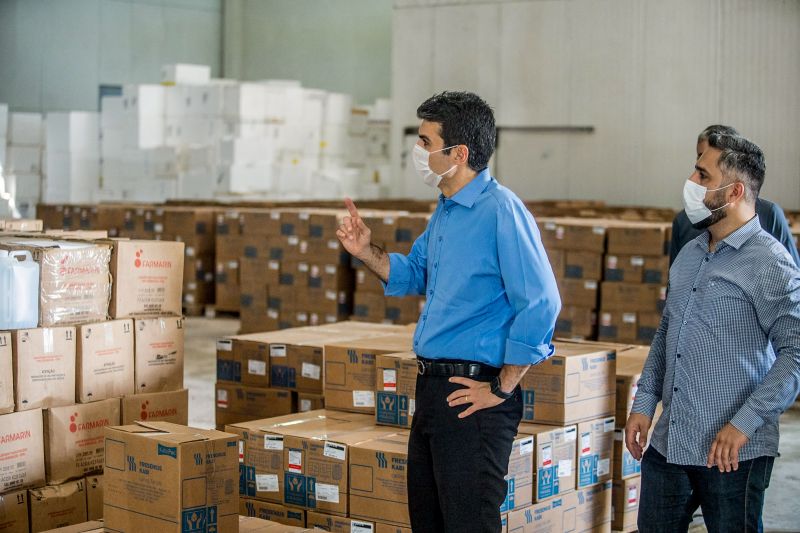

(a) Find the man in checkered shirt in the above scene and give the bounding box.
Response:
[625,133,800,532]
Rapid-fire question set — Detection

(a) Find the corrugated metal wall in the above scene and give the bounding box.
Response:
[391,0,800,209]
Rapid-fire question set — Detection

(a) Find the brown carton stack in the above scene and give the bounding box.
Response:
[215,209,244,313]
[28,479,88,532]
[238,208,281,332]
[600,222,670,345]
[162,207,217,316]
[538,218,607,340]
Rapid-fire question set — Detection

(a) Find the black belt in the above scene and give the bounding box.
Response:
[416,357,501,378]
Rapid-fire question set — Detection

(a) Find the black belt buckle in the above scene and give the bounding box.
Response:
[417,359,426,375]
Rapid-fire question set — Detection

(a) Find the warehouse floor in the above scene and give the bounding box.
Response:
[182,317,800,532]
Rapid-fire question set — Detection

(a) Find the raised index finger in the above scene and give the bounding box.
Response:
[344,197,360,219]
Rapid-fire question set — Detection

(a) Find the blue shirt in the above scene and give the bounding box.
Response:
[632,215,800,466]
[384,169,561,368]
[670,198,800,266]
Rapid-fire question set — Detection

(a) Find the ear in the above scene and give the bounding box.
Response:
[731,181,747,202]
[454,145,470,165]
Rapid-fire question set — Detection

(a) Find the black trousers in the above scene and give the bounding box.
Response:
[407,372,523,533]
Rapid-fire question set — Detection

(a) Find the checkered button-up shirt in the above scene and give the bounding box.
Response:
[631,215,800,466]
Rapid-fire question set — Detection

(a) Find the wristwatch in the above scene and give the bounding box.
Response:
[490,376,514,401]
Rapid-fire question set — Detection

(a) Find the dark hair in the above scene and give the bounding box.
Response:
[697,124,740,143]
[416,91,496,172]
[707,133,765,202]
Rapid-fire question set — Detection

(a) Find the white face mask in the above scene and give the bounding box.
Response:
[412,144,458,188]
[682,179,733,226]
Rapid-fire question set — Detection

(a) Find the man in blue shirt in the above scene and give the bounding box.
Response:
[669,124,799,266]
[336,91,561,533]
[625,133,800,532]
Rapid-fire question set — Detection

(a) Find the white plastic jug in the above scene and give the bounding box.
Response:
[0,250,39,329]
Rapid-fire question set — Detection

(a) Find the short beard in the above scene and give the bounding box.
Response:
[691,188,729,230]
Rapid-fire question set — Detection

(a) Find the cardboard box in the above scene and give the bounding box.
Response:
[604,254,669,284]
[612,431,641,481]
[355,267,385,295]
[519,423,578,502]
[538,218,607,253]
[0,332,13,414]
[12,327,76,410]
[121,389,189,425]
[600,282,666,314]
[507,493,571,532]
[606,223,670,257]
[598,311,661,345]
[109,240,184,318]
[375,352,417,428]
[502,433,535,512]
[38,521,104,533]
[612,476,640,532]
[307,511,377,532]
[0,239,112,326]
[28,480,88,533]
[238,515,311,532]
[614,347,649,426]
[0,489,30,533]
[349,432,410,526]
[520,341,616,425]
[564,252,603,280]
[576,417,615,490]
[226,410,373,505]
[0,409,46,492]
[375,525,411,533]
[240,499,305,528]
[297,392,325,413]
[85,475,103,521]
[103,422,239,533]
[216,334,271,387]
[573,481,613,531]
[546,249,565,279]
[554,307,596,340]
[133,317,184,393]
[76,320,134,403]
[324,334,414,414]
[44,398,121,485]
[557,279,599,309]
[215,383,295,428]
[283,424,397,515]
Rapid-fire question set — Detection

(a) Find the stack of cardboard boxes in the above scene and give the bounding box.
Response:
[0,234,190,532]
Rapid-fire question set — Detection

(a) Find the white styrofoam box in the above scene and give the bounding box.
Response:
[218,137,279,166]
[302,89,326,127]
[125,112,165,149]
[275,160,315,195]
[164,85,189,117]
[179,145,218,172]
[143,147,178,177]
[123,84,166,117]
[93,187,126,203]
[320,155,350,172]
[121,149,151,180]
[320,124,351,157]
[364,160,392,185]
[284,122,323,156]
[177,84,229,116]
[161,63,211,85]
[348,108,369,136]
[101,96,126,130]
[5,172,42,199]
[0,140,6,172]
[371,98,392,122]
[46,112,100,154]
[101,157,126,182]
[8,113,43,146]
[42,152,99,203]
[101,127,125,158]
[0,104,8,138]
[218,163,276,194]
[324,93,353,126]
[177,168,219,199]
[366,123,390,157]
[223,83,267,121]
[7,145,42,173]
[223,121,270,139]
[152,176,180,200]
[347,134,368,165]
[164,116,217,146]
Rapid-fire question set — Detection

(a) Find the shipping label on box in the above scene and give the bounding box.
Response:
[349,432,410,527]
[28,479,88,533]
[612,476,641,532]
[121,389,189,425]
[239,498,305,528]
[215,383,295,429]
[308,510,376,533]
[110,240,184,318]
[577,417,615,489]
[0,332,13,414]
[0,489,29,532]
[133,317,184,393]
[85,474,103,521]
[375,352,417,428]
[501,434,534,512]
[520,342,616,425]
[77,319,135,403]
[44,398,121,485]
[324,334,413,414]
[0,240,112,327]
[12,327,76,411]
[103,422,239,533]
[298,392,325,413]
[519,423,577,502]
[0,409,45,492]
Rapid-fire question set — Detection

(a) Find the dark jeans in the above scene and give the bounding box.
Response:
[407,372,523,533]
[639,446,774,533]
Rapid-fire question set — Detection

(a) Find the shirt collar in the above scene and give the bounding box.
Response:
[442,168,492,208]
[694,215,761,251]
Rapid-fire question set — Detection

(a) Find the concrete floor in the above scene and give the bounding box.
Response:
[183,317,800,532]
